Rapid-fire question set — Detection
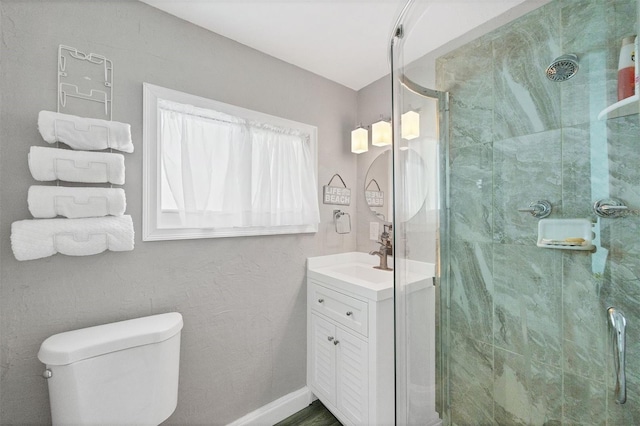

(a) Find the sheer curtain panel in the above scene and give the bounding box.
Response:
[158,99,319,230]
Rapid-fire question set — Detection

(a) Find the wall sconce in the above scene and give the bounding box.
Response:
[371,119,392,147]
[401,110,420,140]
[351,125,368,154]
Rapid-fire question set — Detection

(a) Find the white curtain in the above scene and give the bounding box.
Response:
[159,99,319,229]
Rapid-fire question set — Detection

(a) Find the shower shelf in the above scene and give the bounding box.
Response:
[536,218,595,251]
[597,94,639,120]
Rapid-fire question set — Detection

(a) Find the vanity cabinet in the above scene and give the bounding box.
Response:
[309,313,369,424]
[307,252,436,426]
[307,277,393,426]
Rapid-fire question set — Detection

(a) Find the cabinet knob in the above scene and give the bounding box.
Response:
[318,298,324,303]
[333,340,340,346]
[327,336,334,342]
[346,311,353,316]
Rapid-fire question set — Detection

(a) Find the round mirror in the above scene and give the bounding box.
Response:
[364,148,429,223]
[365,150,392,223]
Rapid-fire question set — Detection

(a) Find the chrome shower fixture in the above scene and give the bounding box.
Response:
[545,54,579,82]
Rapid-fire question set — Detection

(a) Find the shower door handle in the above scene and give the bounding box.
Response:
[607,307,627,404]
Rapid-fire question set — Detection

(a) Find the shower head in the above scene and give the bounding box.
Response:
[545,54,579,82]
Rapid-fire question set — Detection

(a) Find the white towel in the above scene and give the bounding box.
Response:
[28,186,126,218]
[28,146,125,185]
[11,215,134,261]
[38,111,134,153]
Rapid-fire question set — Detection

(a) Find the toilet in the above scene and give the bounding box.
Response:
[37,312,183,425]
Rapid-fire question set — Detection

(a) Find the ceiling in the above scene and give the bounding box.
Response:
[140,0,529,91]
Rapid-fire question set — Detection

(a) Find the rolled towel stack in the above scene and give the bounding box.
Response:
[11,110,135,261]
[38,110,134,153]
[28,146,125,185]
[11,215,134,261]
[28,186,126,219]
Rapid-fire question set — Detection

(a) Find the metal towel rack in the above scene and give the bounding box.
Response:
[58,45,113,119]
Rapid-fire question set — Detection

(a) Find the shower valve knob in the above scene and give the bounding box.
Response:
[517,200,552,218]
[594,198,628,218]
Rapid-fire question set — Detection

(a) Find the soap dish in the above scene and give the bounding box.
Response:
[537,218,595,251]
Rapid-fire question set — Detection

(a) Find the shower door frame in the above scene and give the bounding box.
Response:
[391,27,451,424]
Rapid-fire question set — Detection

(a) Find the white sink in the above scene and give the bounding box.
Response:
[307,252,434,301]
[331,264,392,284]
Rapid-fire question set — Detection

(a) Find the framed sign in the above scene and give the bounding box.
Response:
[323,173,351,206]
[365,179,384,207]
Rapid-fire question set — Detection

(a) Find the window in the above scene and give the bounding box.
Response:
[143,83,319,241]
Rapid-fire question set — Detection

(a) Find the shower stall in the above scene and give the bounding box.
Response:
[391,0,640,424]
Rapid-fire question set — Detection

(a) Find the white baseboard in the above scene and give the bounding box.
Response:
[226,387,315,426]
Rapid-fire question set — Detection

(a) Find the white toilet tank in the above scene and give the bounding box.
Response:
[38,312,183,425]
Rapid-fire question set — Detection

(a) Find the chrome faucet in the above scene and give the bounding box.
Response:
[370,225,393,271]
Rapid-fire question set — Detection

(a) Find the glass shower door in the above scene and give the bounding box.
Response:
[391,5,448,423]
[392,0,640,424]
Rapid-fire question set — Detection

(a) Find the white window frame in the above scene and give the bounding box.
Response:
[142,83,319,241]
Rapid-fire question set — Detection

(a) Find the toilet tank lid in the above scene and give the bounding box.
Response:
[37,312,183,366]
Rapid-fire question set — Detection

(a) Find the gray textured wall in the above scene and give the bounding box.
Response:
[0,1,358,424]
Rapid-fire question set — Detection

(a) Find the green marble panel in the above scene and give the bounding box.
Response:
[607,115,640,207]
[559,48,616,128]
[449,331,494,425]
[494,347,562,425]
[493,244,562,366]
[563,372,606,425]
[438,37,495,149]
[561,0,611,51]
[492,2,562,140]
[562,252,607,383]
[449,240,494,343]
[559,0,619,127]
[561,124,598,218]
[450,144,494,243]
[609,0,640,42]
[493,130,562,244]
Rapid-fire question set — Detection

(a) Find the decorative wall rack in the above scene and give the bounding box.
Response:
[58,45,113,119]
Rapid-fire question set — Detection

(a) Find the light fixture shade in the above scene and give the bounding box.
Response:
[371,120,392,147]
[401,110,420,140]
[351,127,368,153]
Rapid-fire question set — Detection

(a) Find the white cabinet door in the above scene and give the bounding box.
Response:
[310,313,337,407]
[336,328,369,425]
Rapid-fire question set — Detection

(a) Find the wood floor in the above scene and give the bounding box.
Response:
[275,400,342,426]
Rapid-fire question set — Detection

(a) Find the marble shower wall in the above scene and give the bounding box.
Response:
[436,0,639,424]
